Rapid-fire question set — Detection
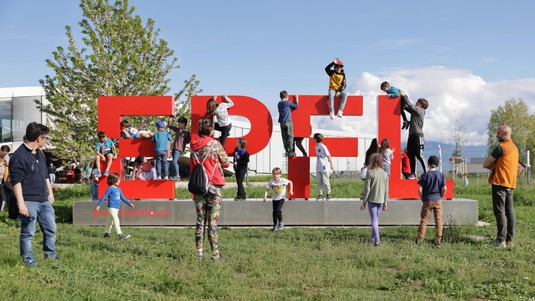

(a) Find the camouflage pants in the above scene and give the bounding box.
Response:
[194,185,222,257]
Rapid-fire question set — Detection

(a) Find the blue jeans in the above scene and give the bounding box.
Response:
[172,149,182,178]
[19,201,57,263]
[90,182,99,200]
[155,150,169,178]
[49,173,56,187]
[328,89,348,113]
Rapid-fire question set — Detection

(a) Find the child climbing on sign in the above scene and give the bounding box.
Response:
[380,81,410,130]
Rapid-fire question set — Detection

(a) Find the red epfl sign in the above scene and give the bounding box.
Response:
[97,95,453,200]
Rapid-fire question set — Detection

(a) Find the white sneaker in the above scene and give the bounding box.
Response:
[336,110,343,118]
[329,112,335,120]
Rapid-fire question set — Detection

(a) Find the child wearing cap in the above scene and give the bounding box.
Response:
[325,58,348,119]
[416,155,447,248]
[152,120,173,180]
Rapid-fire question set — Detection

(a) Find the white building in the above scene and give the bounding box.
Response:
[0,86,48,151]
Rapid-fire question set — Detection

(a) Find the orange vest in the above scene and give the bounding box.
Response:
[490,138,518,189]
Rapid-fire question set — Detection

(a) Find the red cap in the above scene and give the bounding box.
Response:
[335,60,344,67]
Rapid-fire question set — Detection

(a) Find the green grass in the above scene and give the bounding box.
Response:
[1,177,535,300]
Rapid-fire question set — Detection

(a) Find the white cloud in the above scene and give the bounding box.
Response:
[312,66,535,146]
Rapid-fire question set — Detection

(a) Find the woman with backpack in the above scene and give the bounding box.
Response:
[189,119,230,261]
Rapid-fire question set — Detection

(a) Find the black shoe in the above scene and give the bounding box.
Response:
[402,121,410,130]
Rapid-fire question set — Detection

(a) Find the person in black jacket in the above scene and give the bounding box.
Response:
[233,137,250,201]
[10,122,57,266]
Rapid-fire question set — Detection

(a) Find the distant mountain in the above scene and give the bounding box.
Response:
[404,141,488,162]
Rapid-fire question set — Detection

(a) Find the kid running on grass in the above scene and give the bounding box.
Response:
[360,153,388,246]
[264,167,293,231]
[417,155,447,248]
[95,172,134,240]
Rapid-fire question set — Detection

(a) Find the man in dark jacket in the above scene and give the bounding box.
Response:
[11,122,57,266]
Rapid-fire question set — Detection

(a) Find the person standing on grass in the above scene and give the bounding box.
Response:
[417,155,447,248]
[360,153,388,246]
[95,172,134,240]
[10,122,57,266]
[483,125,518,248]
[190,119,230,261]
[263,167,293,231]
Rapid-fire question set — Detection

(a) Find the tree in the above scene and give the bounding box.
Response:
[37,0,199,163]
[451,119,469,159]
[487,98,535,164]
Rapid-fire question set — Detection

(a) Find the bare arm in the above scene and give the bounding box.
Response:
[483,156,496,170]
[288,180,294,197]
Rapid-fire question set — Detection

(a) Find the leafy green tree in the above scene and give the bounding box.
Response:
[487,98,535,163]
[37,0,199,164]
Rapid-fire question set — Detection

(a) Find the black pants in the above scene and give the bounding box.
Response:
[272,199,285,225]
[492,185,516,242]
[214,122,232,148]
[294,137,307,156]
[235,166,247,199]
[407,135,426,174]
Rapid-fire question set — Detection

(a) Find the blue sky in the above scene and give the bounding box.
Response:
[2,0,535,146]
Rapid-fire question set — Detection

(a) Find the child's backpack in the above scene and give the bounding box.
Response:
[188,143,218,195]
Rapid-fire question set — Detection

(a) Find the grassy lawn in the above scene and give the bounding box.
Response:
[1,176,534,300]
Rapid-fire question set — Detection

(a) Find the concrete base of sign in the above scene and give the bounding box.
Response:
[73,198,478,226]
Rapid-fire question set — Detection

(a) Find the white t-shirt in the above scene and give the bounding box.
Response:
[383,148,394,165]
[266,178,290,200]
[213,97,234,127]
[315,143,331,172]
